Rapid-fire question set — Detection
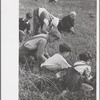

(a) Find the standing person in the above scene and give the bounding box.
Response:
[57,11,76,34]
[19,12,32,43]
[19,29,61,65]
[33,7,59,35]
[41,43,72,71]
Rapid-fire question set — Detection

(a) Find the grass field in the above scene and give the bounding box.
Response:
[19,0,96,100]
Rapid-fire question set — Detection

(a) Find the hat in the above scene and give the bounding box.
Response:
[51,17,59,27]
[26,12,32,19]
[49,29,61,40]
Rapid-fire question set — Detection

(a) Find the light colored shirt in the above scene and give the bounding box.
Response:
[24,34,47,50]
[41,53,71,70]
[38,8,59,27]
[24,34,48,60]
[38,8,51,26]
[74,61,92,79]
[51,17,59,27]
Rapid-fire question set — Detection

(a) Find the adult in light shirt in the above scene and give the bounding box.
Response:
[19,29,61,64]
[33,7,77,35]
[33,7,59,35]
[41,43,71,71]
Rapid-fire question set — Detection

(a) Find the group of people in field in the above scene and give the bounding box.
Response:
[19,7,94,93]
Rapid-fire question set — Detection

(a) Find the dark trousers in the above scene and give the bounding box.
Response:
[19,44,37,64]
[33,8,41,35]
[62,68,83,91]
[57,21,71,32]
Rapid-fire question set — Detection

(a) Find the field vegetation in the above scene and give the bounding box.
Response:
[19,0,96,100]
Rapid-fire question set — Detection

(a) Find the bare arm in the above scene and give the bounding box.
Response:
[70,27,75,34]
[36,39,48,62]
[41,19,49,34]
[84,66,92,82]
[44,46,50,58]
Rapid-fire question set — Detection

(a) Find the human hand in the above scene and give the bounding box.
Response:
[27,30,31,34]
[70,27,75,34]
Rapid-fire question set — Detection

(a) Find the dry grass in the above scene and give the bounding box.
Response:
[19,0,96,100]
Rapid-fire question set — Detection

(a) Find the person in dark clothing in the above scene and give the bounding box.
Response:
[57,11,76,34]
[58,52,93,93]
[19,12,32,43]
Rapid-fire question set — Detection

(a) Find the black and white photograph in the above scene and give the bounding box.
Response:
[1,0,99,100]
[18,0,98,100]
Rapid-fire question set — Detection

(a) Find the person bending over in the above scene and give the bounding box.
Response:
[58,11,76,34]
[19,12,32,43]
[19,29,61,65]
[41,43,72,71]
[33,7,59,35]
[61,52,93,92]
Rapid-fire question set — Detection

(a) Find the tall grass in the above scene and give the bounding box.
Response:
[19,0,96,100]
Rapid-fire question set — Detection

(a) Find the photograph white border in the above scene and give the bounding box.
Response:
[96,0,99,99]
[1,0,19,100]
[1,0,99,100]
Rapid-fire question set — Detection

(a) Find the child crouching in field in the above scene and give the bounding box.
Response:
[61,52,93,93]
[74,52,93,83]
[40,43,72,72]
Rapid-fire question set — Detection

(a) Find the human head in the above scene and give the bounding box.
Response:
[70,11,76,19]
[26,12,32,19]
[59,43,71,58]
[48,29,61,42]
[79,52,92,62]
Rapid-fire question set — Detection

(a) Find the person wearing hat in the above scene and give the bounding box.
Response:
[41,43,71,71]
[33,7,59,35]
[19,29,61,65]
[19,12,32,43]
[57,11,76,34]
